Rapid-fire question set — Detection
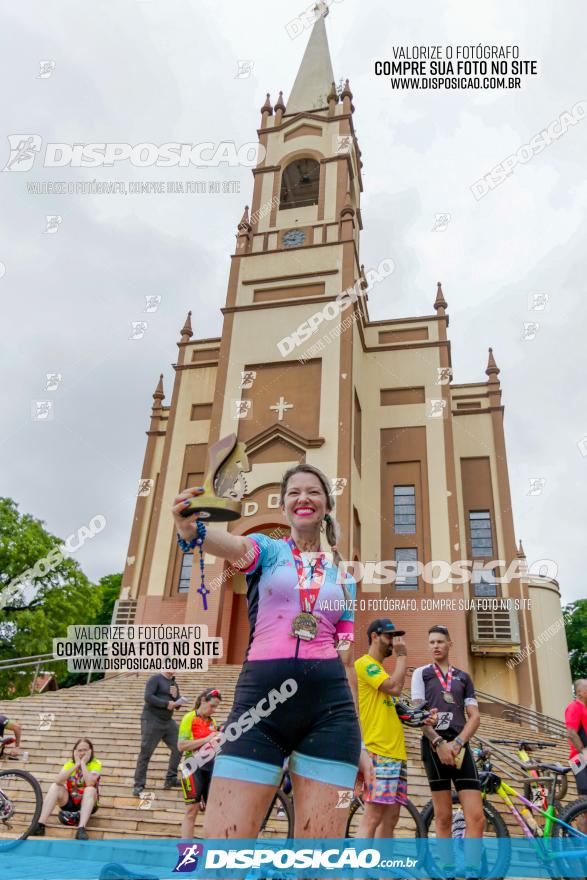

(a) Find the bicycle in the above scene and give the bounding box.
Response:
[490,738,568,804]
[0,735,43,849]
[345,793,426,838]
[421,742,587,879]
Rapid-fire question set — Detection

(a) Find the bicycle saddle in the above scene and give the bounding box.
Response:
[534,762,571,775]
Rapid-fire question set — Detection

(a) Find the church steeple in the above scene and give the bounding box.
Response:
[286,8,335,114]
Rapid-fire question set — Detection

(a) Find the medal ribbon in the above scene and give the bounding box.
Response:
[433,663,453,693]
[286,537,326,613]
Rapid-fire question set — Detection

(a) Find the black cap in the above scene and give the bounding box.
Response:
[367,618,406,640]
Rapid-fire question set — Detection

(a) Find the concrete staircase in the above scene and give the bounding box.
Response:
[0,667,574,840]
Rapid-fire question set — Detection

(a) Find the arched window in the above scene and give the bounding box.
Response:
[279,158,320,209]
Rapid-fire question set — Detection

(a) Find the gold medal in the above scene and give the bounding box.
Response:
[442,692,455,704]
[291,612,318,641]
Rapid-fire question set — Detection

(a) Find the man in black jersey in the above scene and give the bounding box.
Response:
[412,625,485,845]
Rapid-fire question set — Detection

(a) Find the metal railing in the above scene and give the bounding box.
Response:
[0,653,61,694]
[404,667,566,738]
[475,688,567,738]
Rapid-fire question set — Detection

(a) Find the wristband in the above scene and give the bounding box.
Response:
[360,741,366,750]
[177,532,197,553]
[455,736,466,748]
[431,736,443,750]
[394,647,407,656]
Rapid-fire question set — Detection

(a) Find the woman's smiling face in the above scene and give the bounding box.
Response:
[281,472,327,529]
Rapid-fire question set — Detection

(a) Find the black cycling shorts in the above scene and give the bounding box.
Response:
[575,765,587,796]
[213,658,360,789]
[421,737,481,792]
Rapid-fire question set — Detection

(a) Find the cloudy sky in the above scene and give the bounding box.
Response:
[1,0,585,604]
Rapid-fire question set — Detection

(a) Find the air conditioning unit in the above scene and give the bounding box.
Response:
[469,604,521,654]
[111,599,137,627]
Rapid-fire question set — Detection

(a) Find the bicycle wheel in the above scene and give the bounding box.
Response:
[421,792,510,879]
[0,770,43,850]
[551,797,587,880]
[345,796,426,838]
[258,789,294,839]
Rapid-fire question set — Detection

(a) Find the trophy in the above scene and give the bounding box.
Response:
[179,434,250,610]
[180,433,250,521]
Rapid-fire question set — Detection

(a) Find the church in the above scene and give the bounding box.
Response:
[117,12,571,720]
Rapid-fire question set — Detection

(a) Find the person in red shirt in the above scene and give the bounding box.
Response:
[565,678,587,832]
[178,688,222,838]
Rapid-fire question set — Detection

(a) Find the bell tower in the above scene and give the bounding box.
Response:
[207,7,364,547]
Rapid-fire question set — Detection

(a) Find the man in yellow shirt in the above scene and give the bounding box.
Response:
[354,618,409,838]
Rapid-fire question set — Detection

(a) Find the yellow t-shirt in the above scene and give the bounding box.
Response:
[354,654,407,761]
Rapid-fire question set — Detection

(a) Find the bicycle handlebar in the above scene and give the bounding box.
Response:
[489,739,555,750]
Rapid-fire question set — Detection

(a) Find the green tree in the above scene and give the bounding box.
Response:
[0,498,119,697]
[564,599,587,681]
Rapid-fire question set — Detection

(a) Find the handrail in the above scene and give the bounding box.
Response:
[0,653,56,669]
[475,688,567,737]
[404,666,566,738]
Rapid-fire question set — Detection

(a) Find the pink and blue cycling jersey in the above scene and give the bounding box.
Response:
[235,533,356,661]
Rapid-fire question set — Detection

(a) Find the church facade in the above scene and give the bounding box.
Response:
[118,15,571,719]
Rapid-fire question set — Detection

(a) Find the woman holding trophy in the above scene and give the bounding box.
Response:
[172,459,369,839]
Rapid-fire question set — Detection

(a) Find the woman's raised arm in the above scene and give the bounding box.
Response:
[172,486,255,566]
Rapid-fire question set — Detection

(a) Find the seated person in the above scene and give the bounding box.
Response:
[0,713,22,758]
[178,688,222,838]
[31,737,102,840]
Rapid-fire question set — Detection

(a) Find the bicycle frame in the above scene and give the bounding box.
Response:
[491,776,557,838]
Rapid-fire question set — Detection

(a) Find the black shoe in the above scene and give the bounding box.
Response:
[163,778,181,789]
[132,785,143,797]
[75,826,89,840]
[29,821,45,836]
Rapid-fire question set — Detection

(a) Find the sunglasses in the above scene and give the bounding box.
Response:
[206,689,221,700]
[432,625,449,634]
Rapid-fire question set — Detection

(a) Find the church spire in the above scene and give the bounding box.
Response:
[287,8,335,114]
[152,374,164,410]
[485,347,500,383]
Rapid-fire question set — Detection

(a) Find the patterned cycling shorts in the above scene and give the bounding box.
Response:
[363,752,408,805]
